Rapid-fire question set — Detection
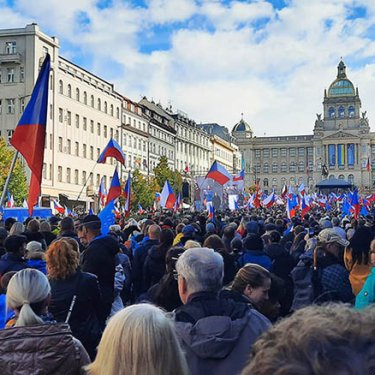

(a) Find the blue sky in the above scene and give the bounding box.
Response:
[2,0,375,135]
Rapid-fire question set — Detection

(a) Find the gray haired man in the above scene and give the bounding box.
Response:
[174,247,270,375]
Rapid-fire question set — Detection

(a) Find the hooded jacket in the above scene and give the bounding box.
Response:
[174,292,270,375]
[0,323,90,374]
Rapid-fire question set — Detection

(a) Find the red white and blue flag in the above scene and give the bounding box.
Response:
[10,54,51,216]
[233,169,244,181]
[155,192,161,202]
[160,180,176,209]
[97,138,125,165]
[174,193,182,211]
[351,188,360,219]
[98,177,107,207]
[106,168,122,205]
[123,171,131,215]
[52,199,65,214]
[208,204,215,220]
[206,161,231,185]
[300,195,310,217]
[6,192,15,208]
[262,191,275,208]
[138,203,145,215]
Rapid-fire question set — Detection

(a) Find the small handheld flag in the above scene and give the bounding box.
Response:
[10,54,51,216]
[106,168,122,205]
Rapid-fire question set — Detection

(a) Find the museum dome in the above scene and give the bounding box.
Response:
[327,60,355,97]
[233,115,253,134]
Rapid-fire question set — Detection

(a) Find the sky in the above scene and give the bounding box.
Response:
[2,0,375,136]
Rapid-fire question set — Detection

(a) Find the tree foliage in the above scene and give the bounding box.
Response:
[0,137,28,206]
[153,156,182,193]
[130,169,160,210]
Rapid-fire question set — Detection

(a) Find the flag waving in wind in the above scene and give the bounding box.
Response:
[123,171,131,215]
[160,180,176,209]
[97,138,125,165]
[233,169,244,182]
[106,168,122,205]
[10,54,51,216]
[206,161,231,185]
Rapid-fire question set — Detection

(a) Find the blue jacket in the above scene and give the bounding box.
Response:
[355,267,375,309]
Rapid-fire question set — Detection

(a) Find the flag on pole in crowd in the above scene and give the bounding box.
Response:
[98,199,115,235]
[106,168,122,206]
[298,183,305,196]
[64,205,72,217]
[22,199,28,209]
[123,171,131,215]
[233,169,245,182]
[174,193,182,211]
[138,203,145,215]
[300,195,310,217]
[97,138,125,165]
[286,197,296,219]
[160,180,176,209]
[262,191,275,208]
[6,192,15,208]
[155,192,161,202]
[281,185,288,198]
[89,208,94,215]
[10,53,51,216]
[208,204,215,220]
[205,161,231,185]
[360,204,369,216]
[52,199,65,214]
[98,177,107,207]
[351,188,361,219]
[367,156,371,172]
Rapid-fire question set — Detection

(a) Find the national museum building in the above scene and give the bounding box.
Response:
[232,60,374,193]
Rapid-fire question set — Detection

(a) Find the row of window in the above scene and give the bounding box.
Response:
[0,67,24,84]
[4,41,16,54]
[176,141,209,159]
[58,80,120,119]
[254,147,313,158]
[150,125,174,143]
[215,148,233,162]
[253,161,313,173]
[177,125,209,147]
[328,106,355,119]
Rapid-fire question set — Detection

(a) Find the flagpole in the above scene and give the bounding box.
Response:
[0,151,19,207]
[75,161,98,204]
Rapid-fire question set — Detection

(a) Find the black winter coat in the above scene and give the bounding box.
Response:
[142,244,166,292]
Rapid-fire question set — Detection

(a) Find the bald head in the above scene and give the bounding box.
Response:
[148,224,161,240]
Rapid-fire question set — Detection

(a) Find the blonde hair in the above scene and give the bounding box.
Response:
[9,222,25,236]
[6,269,50,327]
[184,240,201,249]
[86,304,189,375]
[46,239,79,280]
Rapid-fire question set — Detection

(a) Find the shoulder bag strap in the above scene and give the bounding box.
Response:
[65,272,83,324]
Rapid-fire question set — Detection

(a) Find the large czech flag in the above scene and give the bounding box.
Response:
[206,161,231,185]
[106,168,122,205]
[97,138,125,165]
[10,54,51,216]
[160,180,176,209]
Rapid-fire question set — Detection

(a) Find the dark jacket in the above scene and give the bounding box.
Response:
[0,323,90,374]
[174,292,270,375]
[0,253,28,276]
[23,231,47,250]
[142,244,166,292]
[49,270,104,359]
[41,231,56,247]
[80,234,118,316]
[237,249,272,271]
[132,238,159,297]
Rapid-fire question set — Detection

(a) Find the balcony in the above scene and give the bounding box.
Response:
[0,53,21,64]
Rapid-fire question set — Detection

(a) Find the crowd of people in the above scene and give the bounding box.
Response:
[0,206,374,374]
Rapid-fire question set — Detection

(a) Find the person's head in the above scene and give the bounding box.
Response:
[203,234,225,252]
[25,241,44,260]
[205,222,216,234]
[181,224,196,239]
[165,246,185,274]
[269,230,281,244]
[184,240,201,249]
[317,228,349,259]
[148,224,161,241]
[231,237,243,253]
[175,223,185,235]
[26,219,40,233]
[86,304,188,375]
[232,264,271,307]
[223,225,235,240]
[60,217,75,232]
[243,233,264,251]
[39,221,51,233]
[349,226,373,265]
[4,217,16,232]
[159,228,174,249]
[331,217,340,227]
[4,235,27,256]
[6,269,51,327]
[242,304,375,375]
[77,215,101,244]
[176,247,224,304]
[45,239,79,280]
[9,222,25,236]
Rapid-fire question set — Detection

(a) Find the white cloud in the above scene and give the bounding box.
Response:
[2,0,375,136]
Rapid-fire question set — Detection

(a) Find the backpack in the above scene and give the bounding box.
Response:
[291,249,322,311]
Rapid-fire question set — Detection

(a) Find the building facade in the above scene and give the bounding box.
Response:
[233,61,375,193]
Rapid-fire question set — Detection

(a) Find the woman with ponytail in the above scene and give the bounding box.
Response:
[0,269,90,374]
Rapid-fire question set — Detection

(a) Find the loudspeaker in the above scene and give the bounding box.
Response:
[182,182,190,198]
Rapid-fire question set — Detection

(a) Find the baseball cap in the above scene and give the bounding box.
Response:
[317,228,349,247]
[182,224,197,235]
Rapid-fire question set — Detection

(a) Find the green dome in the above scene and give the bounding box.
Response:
[327,60,355,97]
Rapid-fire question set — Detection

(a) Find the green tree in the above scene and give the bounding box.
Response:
[154,156,182,193]
[131,169,156,210]
[0,137,28,206]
